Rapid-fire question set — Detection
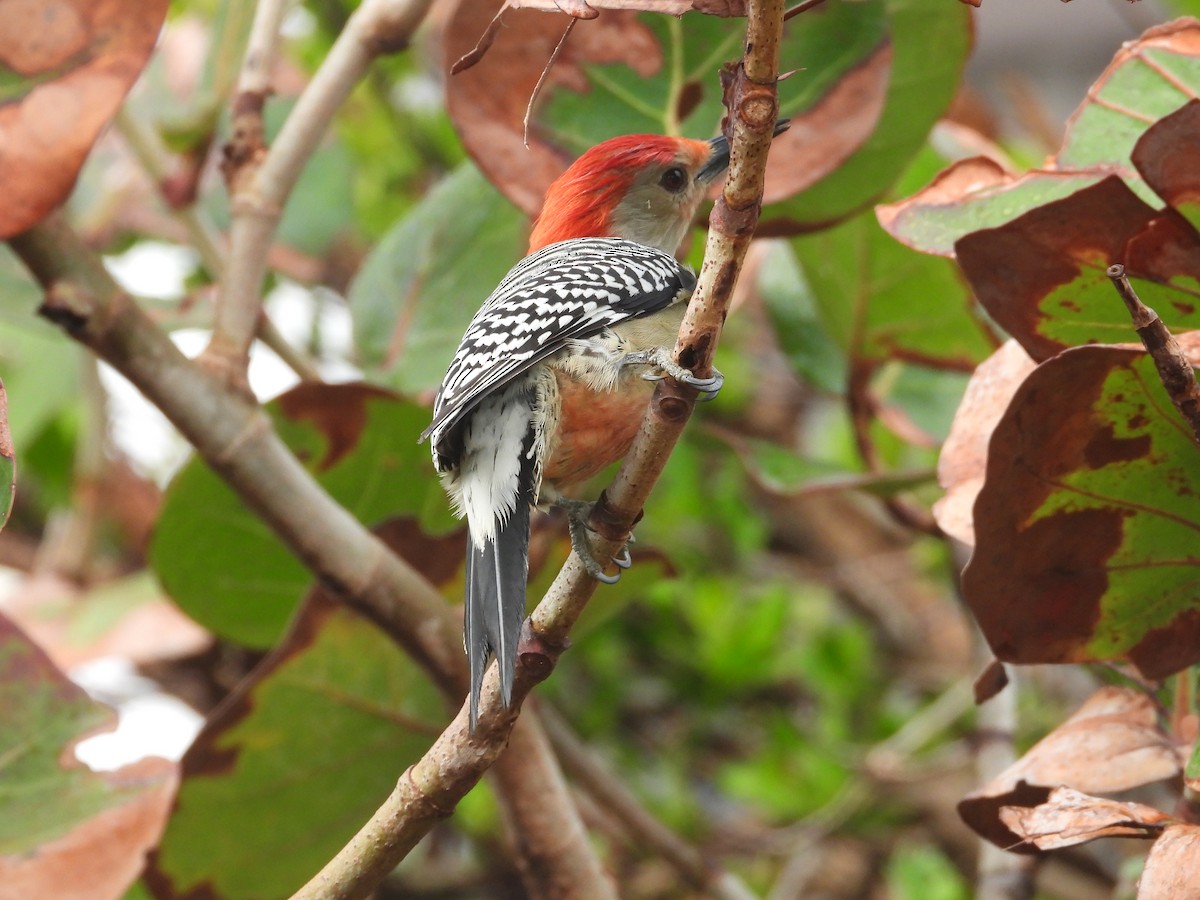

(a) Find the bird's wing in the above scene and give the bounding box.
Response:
[420,238,695,452]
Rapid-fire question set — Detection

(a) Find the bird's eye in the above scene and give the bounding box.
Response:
[659,166,687,193]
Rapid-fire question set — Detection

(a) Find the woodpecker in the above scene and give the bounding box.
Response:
[422,129,780,726]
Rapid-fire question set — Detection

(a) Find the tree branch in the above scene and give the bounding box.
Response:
[8,212,600,900]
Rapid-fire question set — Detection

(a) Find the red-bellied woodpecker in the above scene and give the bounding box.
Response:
[421,127,785,726]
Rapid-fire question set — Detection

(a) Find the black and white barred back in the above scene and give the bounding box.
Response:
[420,238,696,470]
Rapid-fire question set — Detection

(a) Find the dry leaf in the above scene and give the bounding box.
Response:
[959,686,1187,852]
[999,786,1171,851]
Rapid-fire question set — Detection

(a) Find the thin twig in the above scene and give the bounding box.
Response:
[524,17,577,148]
[539,705,759,900]
[783,0,827,21]
[115,106,323,383]
[1107,264,1200,445]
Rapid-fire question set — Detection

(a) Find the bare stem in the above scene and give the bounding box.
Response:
[1107,264,1200,445]
[115,105,322,382]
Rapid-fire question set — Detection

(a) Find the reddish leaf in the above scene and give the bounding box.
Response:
[1,757,176,899]
[962,341,1200,677]
[0,0,169,237]
[1132,99,1200,234]
[953,177,1200,362]
[959,687,1184,852]
[999,786,1171,851]
[1139,825,1200,899]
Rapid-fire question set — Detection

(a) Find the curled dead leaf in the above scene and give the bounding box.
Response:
[1139,824,1200,899]
[959,686,1187,852]
[999,786,1172,852]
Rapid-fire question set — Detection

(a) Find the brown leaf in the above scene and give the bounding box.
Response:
[1139,825,1200,899]
[972,657,1008,704]
[0,756,177,899]
[0,0,169,238]
[1131,99,1200,215]
[956,176,1166,361]
[959,686,1186,851]
[999,786,1171,851]
[277,382,401,470]
[933,340,1036,546]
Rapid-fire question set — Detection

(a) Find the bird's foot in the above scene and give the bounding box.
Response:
[555,497,632,584]
[626,347,724,401]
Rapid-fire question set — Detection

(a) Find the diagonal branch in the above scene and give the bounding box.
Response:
[8,212,606,900]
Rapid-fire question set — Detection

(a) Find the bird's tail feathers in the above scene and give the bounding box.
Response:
[466,428,535,730]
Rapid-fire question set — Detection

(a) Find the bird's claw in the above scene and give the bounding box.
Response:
[634,348,724,401]
[556,498,634,585]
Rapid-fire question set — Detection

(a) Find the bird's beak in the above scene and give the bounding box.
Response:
[697,119,791,184]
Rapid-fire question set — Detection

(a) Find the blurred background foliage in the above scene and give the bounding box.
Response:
[2,1,1196,898]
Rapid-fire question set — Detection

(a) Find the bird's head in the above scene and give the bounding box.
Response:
[528,133,734,255]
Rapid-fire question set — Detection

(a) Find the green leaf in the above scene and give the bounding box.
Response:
[886,844,969,900]
[879,166,1112,258]
[147,594,443,899]
[793,209,995,370]
[963,345,1200,679]
[0,614,171,855]
[151,384,453,648]
[768,0,972,226]
[348,163,527,395]
[1057,21,1200,176]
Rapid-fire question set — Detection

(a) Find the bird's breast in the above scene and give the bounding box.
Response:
[540,368,656,491]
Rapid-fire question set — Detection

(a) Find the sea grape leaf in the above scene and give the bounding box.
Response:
[0,614,175,896]
[349,163,528,395]
[958,686,1183,852]
[146,590,443,899]
[955,177,1200,362]
[999,787,1171,851]
[1056,19,1200,178]
[151,384,455,648]
[1132,98,1200,234]
[1140,825,1200,899]
[883,20,1200,260]
[961,345,1200,679]
[877,163,1113,258]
